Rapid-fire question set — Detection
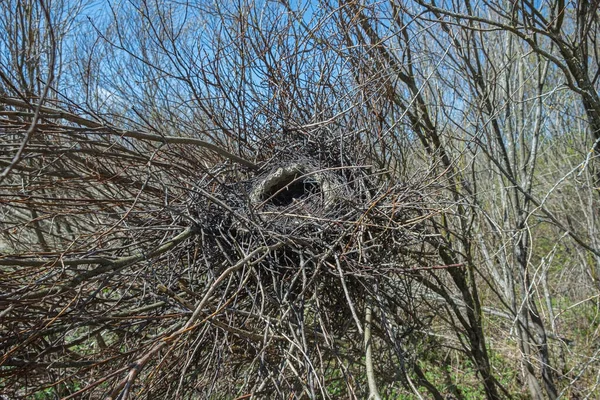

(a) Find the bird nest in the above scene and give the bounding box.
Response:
[171,141,433,396]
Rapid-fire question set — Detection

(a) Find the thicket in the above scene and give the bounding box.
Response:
[1,0,599,399]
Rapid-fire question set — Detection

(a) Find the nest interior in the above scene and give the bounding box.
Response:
[253,164,321,207]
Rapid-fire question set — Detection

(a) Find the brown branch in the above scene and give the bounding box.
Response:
[8,226,197,300]
[0,96,258,169]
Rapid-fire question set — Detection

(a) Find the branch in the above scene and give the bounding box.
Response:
[0,96,259,169]
[0,0,56,183]
[5,226,197,300]
[364,303,381,400]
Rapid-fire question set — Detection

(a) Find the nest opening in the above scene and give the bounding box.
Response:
[262,172,321,206]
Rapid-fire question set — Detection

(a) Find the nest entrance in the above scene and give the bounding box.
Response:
[261,171,320,206]
[252,164,327,207]
[248,162,348,230]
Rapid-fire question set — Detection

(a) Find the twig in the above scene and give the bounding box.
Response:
[0,96,258,169]
[364,303,381,400]
[12,226,197,300]
[333,255,363,335]
[0,0,56,183]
